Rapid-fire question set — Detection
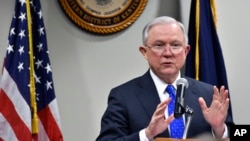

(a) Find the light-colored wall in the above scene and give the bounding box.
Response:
[0,0,249,140]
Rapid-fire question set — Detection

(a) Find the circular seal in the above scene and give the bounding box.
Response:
[58,0,148,35]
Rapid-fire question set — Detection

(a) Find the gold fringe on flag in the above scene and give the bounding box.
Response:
[26,0,39,134]
[195,0,200,80]
[210,0,218,29]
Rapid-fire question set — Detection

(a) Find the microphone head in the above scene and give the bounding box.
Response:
[176,78,189,88]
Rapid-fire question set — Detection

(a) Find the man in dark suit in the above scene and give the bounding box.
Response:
[96,16,234,141]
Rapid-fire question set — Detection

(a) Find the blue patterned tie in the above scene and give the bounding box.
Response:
[166,85,184,139]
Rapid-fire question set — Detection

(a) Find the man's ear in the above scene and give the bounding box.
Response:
[139,46,148,59]
[185,45,191,55]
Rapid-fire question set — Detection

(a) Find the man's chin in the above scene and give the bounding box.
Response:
[160,69,176,75]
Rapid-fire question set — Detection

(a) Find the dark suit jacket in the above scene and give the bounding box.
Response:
[96,70,234,141]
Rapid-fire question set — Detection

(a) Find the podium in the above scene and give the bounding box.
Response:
[155,138,229,141]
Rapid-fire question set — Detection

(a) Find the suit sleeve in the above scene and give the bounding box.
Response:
[96,88,140,141]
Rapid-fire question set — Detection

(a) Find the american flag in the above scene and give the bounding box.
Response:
[0,0,63,140]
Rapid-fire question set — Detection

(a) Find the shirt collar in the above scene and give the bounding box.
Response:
[149,69,181,94]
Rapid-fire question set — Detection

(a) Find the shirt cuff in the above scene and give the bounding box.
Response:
[212,124,229,138]
[139,129,150,141]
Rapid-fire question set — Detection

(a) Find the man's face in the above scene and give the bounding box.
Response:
[140,23,190,82]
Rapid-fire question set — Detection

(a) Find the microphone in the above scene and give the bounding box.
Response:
[174,78,189,118]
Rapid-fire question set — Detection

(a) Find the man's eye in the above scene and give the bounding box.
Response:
[173,43,180,46]
[155,44,164,47]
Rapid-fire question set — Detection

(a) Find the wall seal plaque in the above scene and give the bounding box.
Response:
[58,0,148,35]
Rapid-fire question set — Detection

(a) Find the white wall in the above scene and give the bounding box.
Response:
[0,0,249,140]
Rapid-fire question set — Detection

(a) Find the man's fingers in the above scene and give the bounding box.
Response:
[154,98,171,118]
[165,114,175,124]
[198,97,208,111]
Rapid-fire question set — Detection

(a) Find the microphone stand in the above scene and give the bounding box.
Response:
[182,105,194,139]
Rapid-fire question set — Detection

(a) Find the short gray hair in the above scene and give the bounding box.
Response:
[142,16,188,45]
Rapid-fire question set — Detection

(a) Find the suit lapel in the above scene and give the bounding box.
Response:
[135,71,170,137]
[183,77,201,127]
[135,71,160,118]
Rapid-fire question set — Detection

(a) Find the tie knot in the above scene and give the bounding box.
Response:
[166,85,175,98]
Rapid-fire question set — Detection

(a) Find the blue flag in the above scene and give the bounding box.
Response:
[185,0,233,118]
